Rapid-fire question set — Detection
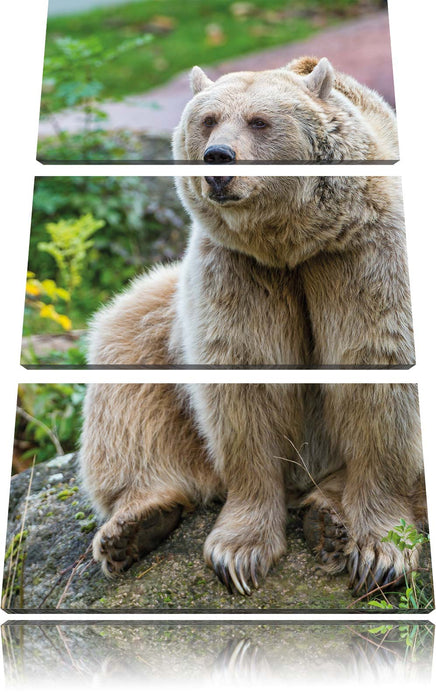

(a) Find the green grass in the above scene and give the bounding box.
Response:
[45,0,380,99]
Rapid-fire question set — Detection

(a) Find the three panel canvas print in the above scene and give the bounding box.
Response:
[4,0,434,626]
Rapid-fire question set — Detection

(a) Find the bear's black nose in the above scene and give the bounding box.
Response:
[204,145,236,163]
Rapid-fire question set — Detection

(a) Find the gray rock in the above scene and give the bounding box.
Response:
[47,472,65,484]
[2,455,433,612]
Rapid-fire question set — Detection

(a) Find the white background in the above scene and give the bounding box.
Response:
[0,0,435,697]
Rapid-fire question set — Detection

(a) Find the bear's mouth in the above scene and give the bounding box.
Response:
[204,176,243,205]
[208,193,242,204]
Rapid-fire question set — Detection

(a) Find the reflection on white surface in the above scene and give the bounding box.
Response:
[2,622,433,686]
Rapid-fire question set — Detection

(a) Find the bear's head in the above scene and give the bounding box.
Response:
[173,56,397,163]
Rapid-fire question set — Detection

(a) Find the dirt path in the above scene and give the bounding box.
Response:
[39,11,394,139]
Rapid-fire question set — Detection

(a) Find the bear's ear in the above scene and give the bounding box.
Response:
[190,66,213,95]
[303,58,334,100]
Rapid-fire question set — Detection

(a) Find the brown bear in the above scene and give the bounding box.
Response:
[173,56,398,162]
[80,58,421,598]
[80,176,423,597]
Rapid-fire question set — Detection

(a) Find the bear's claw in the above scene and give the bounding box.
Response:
[205,521,285,596]
[346,541,414,596]
[210,551,257,596]
[303,505,420,596]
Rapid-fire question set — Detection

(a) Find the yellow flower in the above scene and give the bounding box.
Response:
[39,303,72,331]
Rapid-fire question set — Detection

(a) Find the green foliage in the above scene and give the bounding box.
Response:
[367,521,432,611]
[44,0,378,102]
[21,338,88,368]
[365,623,433,665]
[46,344,88,367]
[56,487,79,501]
[4,531,28,564]
[366,598,393,610]
[40,30,151,161]
[38,129,133,162]
[381,518,429,551]
[38,213,105,294]
[3,530,28,608]
[26,177,188,335]
[17,384,86,465]
[41,33,152,119]
[397,574,420,609]
[80,517,97,534]
[24,212,106,341]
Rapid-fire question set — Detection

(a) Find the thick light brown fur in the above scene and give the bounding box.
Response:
[80,58,423,596]
[173,56,398,162]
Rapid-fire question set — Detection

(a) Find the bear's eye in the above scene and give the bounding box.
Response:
[203,116,217,128]
[250,118,268,129]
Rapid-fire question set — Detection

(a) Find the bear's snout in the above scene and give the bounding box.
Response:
[204,176,234,199]
[204,145,236,163]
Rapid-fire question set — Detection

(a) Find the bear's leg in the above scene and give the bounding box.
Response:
[306,384,426,595]
[80,383,223,577]
[188,384,304,595]
[81,264,224,577]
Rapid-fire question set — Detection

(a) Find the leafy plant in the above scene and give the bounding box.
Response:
[381,518,429,551]
[23,212,106,342]
[39,343,88,368]
[38,213,105,298]
[23,178,190,364]
[41,33,152,159]
[367,521,432,611]
[42,34,152,117]
[37,128,133,162]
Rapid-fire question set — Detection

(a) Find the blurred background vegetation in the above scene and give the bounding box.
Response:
[14,385,85,473]
[44,0,384,100]
[39,0,386,161]
[22,176,189,365]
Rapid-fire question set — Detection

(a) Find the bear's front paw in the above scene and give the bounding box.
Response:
[93,505,183,578]
[346,537,420,596]
[204,524,286,596]
[303,506,349,575]
[93,516,140,578]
